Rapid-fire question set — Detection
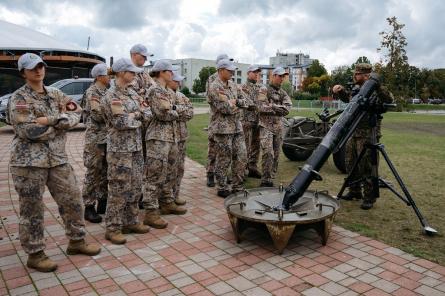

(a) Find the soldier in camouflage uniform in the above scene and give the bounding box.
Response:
[143,60,187,229]
[167,73,194,206]
[206,54,232,187]
[100,58,151,244]
[81,63,110,223]
[240,65,264,179]
[8,53,101,272]
[129,44,156,98]
[129,44,156,209]
[332,63,394,210]
[208,59,248,197]
[258,67,292,187]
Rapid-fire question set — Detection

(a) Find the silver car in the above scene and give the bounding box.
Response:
[49,78,94,104]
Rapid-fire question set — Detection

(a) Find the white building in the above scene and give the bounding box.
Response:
[270,51,313,68]
[146,58,250,92]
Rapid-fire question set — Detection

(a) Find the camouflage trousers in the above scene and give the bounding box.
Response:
[172,141,186,200]
[207,131,216,174]
[143,140,178,210]
[82,143,108,207]
[260,127,283,183]
[242,122,260,171]
[345,136,380,202]
[214,133,247,191]
[106,151,143,232]
[11,164,85,254]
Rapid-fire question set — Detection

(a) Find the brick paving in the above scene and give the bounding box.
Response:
[0,125,444,296]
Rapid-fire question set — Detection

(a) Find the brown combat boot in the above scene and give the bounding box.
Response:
[66,239,101,256]
[144,210,168,229]
[122,223,150,234]
[27,251,58,272]
[174,197,186,206]
[160,203,187,215]
[105,230,127,245]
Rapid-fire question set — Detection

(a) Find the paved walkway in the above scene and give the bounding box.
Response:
[0,126,444,296]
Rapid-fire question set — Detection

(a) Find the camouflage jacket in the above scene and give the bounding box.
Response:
[82,83,108,146]
[8,84,81,168]
[170,89,194,141]
[101,84,152,152]
[240,80,267,123]
[130,70,156,100]
[145,81,179,142]
[208,76,248,134]
[335,83,394,138]
[258,84,292,134]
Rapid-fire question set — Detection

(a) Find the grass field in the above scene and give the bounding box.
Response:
[186,110,445,265]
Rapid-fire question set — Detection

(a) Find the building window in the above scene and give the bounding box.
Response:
[184,68,187,73]
[237,78,241,84]
[237,70,242,76]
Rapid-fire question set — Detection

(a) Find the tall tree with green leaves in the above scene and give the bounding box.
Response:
[377,16,409,98]
[307,59,327,77]
[192,66,217,94]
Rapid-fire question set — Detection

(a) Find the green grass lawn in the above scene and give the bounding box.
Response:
[186,110,445,265]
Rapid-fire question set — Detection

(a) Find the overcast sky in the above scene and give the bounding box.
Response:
[1,0,444,71]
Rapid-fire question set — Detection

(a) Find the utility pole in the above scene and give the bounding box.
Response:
[87,36,90,51]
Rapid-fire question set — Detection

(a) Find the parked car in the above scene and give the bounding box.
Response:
[49,78,94,104]
[428,98,442,105]
[0,93,12,123]
[409,98,421,104]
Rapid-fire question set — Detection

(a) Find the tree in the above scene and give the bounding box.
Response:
[377,16,409,98]
[330,65,353,88]
[192,66,216,94]
[281,80,293,96]
[181,86,191,97]
[307,59,327,77]
[307,82,321,94]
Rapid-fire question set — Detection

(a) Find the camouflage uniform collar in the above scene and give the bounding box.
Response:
[94,82,107,93]
[247,79,257,85]
[269,83,281,90]
[215,76,231,88]
[23,84,49,99]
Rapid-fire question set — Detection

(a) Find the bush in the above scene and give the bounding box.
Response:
[293,92,320,101]
[181,86,191,97]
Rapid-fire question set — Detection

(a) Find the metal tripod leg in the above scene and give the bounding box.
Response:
[337,143,368,199]
[377,145,437,235]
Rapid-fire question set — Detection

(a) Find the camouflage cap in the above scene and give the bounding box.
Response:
[130,44,153,57]
[354,63,372,74]
[272,66,287,76]
[247,65,260,72]
[217,59,237,71]
[151,60,173,72]
[18,53,47,71]
[172,72,185,82]
[91,63,108,78]
[112,58,143,73]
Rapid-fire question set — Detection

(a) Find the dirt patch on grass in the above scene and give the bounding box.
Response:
[384,122,445,136]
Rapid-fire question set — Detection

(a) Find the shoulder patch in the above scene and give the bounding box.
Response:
[111,99,124,115]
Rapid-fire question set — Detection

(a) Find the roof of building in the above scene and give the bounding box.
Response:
[0,20,104,60]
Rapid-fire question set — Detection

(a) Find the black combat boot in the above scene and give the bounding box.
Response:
[84,205,102,223]
[248,168,262,179]
[207,172,215,187]
[360,198,375,210]
[217,189,232,198]
[341,191,363,201]
[260,180,274,187]
[96,198,107,214]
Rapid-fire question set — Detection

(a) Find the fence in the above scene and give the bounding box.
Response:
[293,100,348,111]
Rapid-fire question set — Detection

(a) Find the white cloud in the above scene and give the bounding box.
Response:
[1,0,444,71]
